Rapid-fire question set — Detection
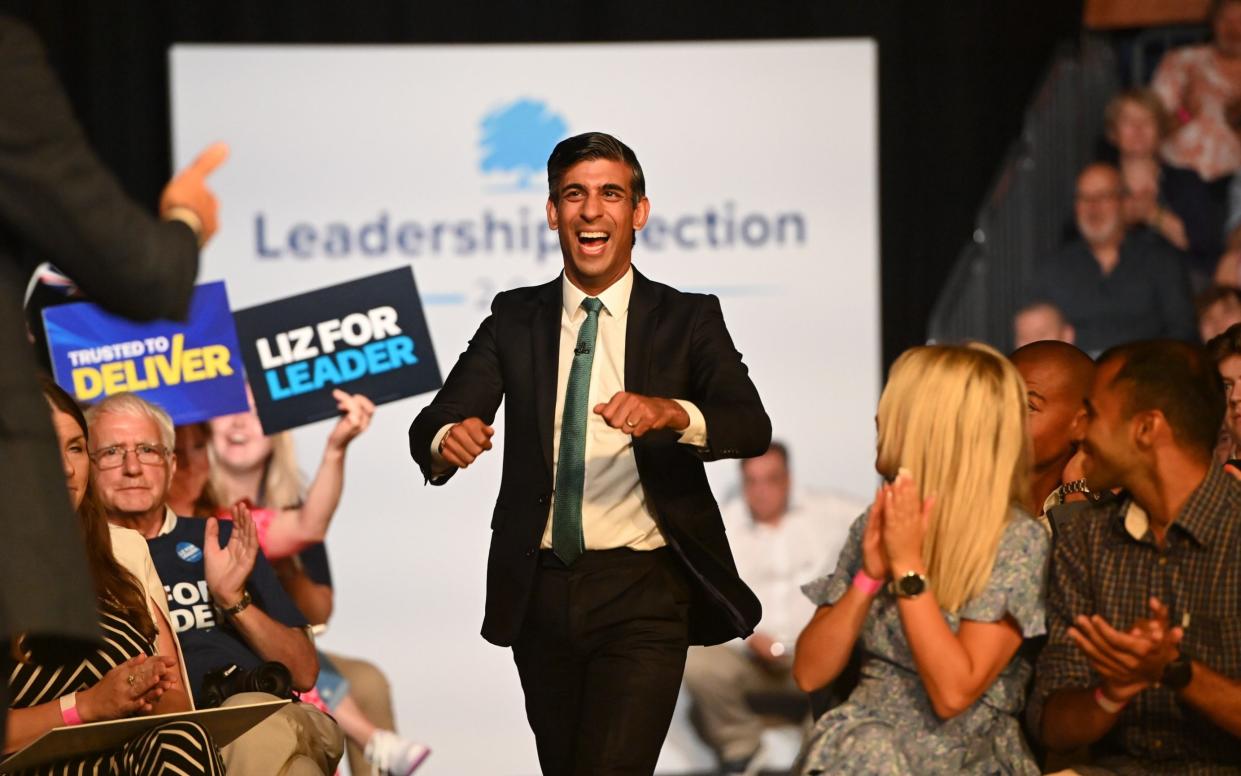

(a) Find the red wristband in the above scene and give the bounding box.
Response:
[852,571,884,597]
[59,692,82,726]
[1093,686,1127,714]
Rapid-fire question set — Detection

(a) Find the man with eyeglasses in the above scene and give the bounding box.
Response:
[86,392,344,775]
[1028,162,1196,355]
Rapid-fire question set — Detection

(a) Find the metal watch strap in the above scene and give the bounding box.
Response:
[219,589,252,618]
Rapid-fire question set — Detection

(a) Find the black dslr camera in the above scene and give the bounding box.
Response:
[200,661,293,708]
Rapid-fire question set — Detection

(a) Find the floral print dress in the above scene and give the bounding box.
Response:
[795,511,1050,776]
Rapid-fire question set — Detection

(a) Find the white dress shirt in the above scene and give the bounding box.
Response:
[432,267,708,551]
[722,490,865,649]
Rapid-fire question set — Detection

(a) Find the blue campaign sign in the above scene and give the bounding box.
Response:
[232,267,442,434]
[43,281,249,424]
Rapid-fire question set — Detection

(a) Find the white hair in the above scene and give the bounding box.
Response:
[84,393,175,450]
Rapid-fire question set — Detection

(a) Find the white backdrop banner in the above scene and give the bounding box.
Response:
[171,40,878,774]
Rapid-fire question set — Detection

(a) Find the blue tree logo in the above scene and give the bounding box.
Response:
[479,98,568,191]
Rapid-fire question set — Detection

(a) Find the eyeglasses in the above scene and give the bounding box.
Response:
[89,443,171,470]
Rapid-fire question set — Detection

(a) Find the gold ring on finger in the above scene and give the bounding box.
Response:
[127,673,137,686]
[625,419,638,427]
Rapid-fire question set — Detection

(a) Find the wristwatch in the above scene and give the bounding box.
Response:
[1160,655,1193,691]
[218,590,252,619]
[892,570,928,599]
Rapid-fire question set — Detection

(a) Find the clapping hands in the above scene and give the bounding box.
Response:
[77,654,179,721]
[1068,597,1184,704]
[204,501,259,610]
[861,468,937,580]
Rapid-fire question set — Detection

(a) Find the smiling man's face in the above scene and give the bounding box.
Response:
[546,157,649,295]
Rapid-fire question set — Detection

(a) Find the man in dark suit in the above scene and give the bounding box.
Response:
[409,132,770,775]
[0,14,224,729]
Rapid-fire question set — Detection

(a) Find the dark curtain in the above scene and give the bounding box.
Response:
[0,0,1081,369]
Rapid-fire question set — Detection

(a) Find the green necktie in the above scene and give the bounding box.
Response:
[552,296,604,566]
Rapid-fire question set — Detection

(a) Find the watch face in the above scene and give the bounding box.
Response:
[1162,657,1192,690]
[895,572,926,598]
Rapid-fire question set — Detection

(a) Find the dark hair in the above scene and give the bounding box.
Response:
[1097,341,1225,456]
[1206,321,1241,362]
[38,376,156,641]
[741,440,790,472]
[546,132,645,207]
[1195,285,1241,317]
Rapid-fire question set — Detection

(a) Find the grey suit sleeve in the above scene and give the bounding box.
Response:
[0,18,198,321]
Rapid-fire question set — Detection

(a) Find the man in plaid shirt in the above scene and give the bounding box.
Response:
[1030,340,1241,773]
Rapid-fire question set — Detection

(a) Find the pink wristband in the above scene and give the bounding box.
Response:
[1093,686,1127,714]
[59,692,82,726]
[852,571,884,597]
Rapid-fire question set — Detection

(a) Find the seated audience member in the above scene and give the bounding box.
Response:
[1030,340,1241,773]
[3,380,222,774]
[173,417,430,776]
[1009,342,1095,531]
[793,344,1049,775]
[1031,163,1197,354]
[1014,302,1077,349]
[85,393,343,775]
[1103,89,1225,279]
[1196,285,1241,341]
[1207,322,1241,464]
[46,378,196,699]
[683,442,863,775]
[1151,0,1241,183]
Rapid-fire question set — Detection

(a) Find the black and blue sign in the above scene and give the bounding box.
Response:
[233,267,442,434]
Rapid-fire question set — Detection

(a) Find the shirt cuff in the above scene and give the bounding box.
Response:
[673,400,708,448]
[163,206,204,246]
[429,423,456,479]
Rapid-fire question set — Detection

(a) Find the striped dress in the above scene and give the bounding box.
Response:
[5,608,224,775]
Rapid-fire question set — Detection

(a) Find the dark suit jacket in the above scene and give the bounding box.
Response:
[410,268,770,647]
[0,17,199,656]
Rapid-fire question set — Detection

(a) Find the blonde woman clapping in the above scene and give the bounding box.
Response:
[792,344,1050,775]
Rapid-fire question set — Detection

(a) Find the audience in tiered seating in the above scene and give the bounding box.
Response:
[2,381,224,774]
[1151,0,1241,183]
[1102,89,1226,281]
[84,393,344,775]
[1031,164,1198,354]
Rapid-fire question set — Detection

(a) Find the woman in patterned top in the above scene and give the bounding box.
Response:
[792,343,1051,775]
[1,379,224,775]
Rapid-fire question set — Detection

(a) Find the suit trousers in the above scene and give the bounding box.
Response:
[513,547,691,776]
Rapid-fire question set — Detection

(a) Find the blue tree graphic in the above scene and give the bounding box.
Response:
[479,99,568,190]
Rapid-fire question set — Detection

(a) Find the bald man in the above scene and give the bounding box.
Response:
[1030,163,1196,354]
[1010,341,1095,522]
